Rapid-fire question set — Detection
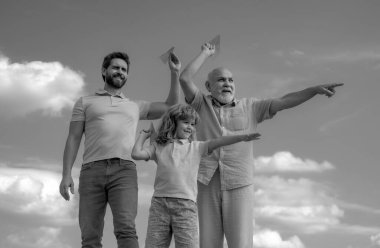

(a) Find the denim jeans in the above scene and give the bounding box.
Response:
[197,168,254,248]
[79,158,139,248]
[145,197,199,248]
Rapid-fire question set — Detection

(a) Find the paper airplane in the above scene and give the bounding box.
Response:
[208,34,220,55]
[159,46,175,64]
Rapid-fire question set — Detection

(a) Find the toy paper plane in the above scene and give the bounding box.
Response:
[208,34,220,55]
[159,46,175,64]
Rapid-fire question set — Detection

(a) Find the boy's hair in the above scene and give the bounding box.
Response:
[156,104,200,145]
[101,52,130,81]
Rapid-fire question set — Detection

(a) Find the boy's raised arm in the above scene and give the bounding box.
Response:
[132,129,152,161]
[180,43,215,103]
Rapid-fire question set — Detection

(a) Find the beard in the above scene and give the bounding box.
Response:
[105,74,127,89]
[214,93,234,104]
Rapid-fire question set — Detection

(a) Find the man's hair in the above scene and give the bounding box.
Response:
[101,52,130,81]
[156,104,200,145]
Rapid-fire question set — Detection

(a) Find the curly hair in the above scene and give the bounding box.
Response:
[155,104,200,145]
[101,52,130,82]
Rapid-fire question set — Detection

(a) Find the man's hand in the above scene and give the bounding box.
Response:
[59,176,74,201]
[169,53,181,73]
[201,42,216,57]
[314,83,344,97]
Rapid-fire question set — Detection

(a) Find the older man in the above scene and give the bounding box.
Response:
[180,43,343,248]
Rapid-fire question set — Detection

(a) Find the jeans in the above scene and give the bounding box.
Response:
[197,168,254,248]
[145,197,199,248]
[79,158,139,248]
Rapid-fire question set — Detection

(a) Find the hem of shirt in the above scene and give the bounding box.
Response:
[83,155,133,165]
[153,193,196,203]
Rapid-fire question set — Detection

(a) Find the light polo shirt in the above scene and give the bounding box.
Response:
[71,89,150,164]
[146,139,209,202]
[188,89,275,190]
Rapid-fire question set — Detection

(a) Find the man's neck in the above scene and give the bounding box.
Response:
[104,84,123,96]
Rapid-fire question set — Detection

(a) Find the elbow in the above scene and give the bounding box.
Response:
[179,74,189,86]
[131,154,137,160]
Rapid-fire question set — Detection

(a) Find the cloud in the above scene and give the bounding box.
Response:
[371,233,380,246]
[3,226,72,248]
[254,151,334,173]
[312,51,380,64]
[0,165,78,225]
[253,229,305,248]
[0,53,85,118]
[254,176,343,233]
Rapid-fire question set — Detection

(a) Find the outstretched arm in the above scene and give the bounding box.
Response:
[132,129,152,161]
[208,133,261,154]
[59,121,84,201]
[269,83,344,115]
[180,43,215,103]
[147,53,181,119]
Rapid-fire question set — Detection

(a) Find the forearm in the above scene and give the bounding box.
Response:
[271,86,318,113]
[165,71,180,105]
[180,51,209,83]
[208,134,249,153]
[132,134,150,160]
[62,136,81,177]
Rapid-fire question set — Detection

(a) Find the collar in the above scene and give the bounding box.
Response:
[95,89,126,99]
[174,139,190,144]
[210,95,237,107]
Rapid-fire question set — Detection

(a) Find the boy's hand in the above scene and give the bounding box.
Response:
[139,129,152,139]
[244,133,261,141]
[169,53,181,72]
[201,42,216,57]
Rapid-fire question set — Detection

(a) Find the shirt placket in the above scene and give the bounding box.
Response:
[219,106,227,190]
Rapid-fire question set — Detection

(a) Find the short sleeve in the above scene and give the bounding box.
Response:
[187,89,204,112]
[251,98,276,124]
[71,97,85,122]
[196,141,209,157]
[137,100,151,119]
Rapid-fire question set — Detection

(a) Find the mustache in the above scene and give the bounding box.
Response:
[113,73,126,79]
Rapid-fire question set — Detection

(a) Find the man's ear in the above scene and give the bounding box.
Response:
[205,81,211,92]
[101,67,106,77]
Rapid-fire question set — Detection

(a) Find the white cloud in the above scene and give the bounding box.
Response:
[0,165,78,225]
[371,233,380,246]
[313,51,380,64]
[0,53,85,118]
[4,226,72,248]
[254,176,343,233]
[253,229,305,248]
[254,151,334,173]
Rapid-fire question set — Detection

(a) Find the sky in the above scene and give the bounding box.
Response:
[0,0,379,247]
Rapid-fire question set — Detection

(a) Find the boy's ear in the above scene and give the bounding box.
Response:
[205,81,211,92]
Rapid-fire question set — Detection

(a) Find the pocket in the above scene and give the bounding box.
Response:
[120,159,136,168]
[80,162,94,172]
[224,109,248,131]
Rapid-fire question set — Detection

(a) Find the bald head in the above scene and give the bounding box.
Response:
[207,67,233,82]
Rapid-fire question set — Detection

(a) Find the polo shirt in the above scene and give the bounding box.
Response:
[146,139,209,202]
[71,89,150,164]
[189,89,275,190]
